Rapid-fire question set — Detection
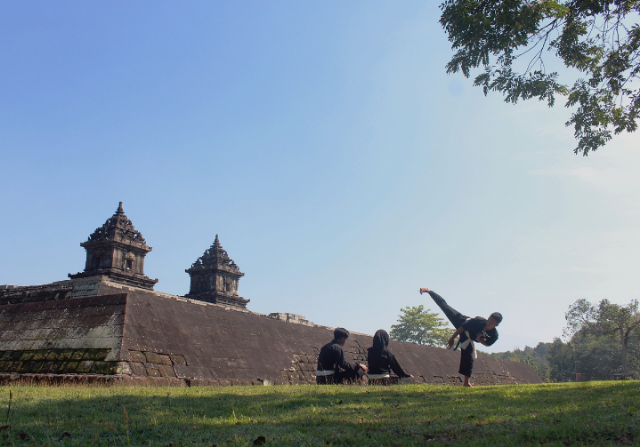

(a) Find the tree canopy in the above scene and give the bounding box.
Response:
[489,342,553,380]
[390,305,452,347]
[490,298,640,382]
[440,0,640,155]
[565,298,640,376]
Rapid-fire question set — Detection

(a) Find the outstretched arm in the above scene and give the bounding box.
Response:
[337,346,368,373]
[448,326,464,348]
[388,350,413,379]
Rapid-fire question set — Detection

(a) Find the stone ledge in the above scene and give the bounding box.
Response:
[0,373,186,386]
[0,373,269,387]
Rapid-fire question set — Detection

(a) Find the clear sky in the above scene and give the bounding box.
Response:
[1,2,639,353]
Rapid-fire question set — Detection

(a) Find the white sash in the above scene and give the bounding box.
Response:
[315,370,335,376]
[367,373,391,380]
[459,331,478,359]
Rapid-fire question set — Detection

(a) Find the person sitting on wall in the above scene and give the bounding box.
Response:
[420,287,502,387]
[367,329,415,385]
[316,327,368,384]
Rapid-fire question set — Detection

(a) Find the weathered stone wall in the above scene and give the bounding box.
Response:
[0,294,126,375]
[0,284,542,386]
[0,283,73,305]
[110,285,541,386]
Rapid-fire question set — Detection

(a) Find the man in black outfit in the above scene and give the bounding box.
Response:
[316,327,368,384]
[420,287,502,387]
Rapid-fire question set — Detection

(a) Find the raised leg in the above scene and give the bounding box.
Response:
[427,291,470,329]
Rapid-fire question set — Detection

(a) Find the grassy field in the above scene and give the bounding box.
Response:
[0,381,637,446]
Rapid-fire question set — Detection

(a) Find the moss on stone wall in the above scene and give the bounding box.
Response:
[0,349,114,375]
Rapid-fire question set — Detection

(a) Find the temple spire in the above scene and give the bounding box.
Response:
[185,235,248,308]
[69,203,158,290]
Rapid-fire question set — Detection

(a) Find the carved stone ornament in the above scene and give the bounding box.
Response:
[86,202,148,248]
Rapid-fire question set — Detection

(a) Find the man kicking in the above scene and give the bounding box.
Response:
[420,287,502,387]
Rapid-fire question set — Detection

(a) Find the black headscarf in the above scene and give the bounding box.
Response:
[367,329,411,378]
[371,329,390,354]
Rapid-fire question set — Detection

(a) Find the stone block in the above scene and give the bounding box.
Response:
[8,351,22,360]
[42,362,59,374]
[157,354,172,366]
[170,355,187,366]
[57,350,74,361]
[19,351,35,362]
[129,362,147,376]
[90,361,108,374]
[71,350,85,361]
[144,352,162,364]
[128,350,146,363]
[57,362,70,373]
[145,367,161,377]
[45,351,59,361]
[60,361,79,373]
[18,362,36,373]
[76,361,93,373]
[113,362,129,375]
[31,350,48,361]
[82,349,110,361]
[30,362,45,373]
[157,364,176,378]
[8,361,23,372]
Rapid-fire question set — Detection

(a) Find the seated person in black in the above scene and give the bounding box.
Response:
[316,328,368,384]
[367,329,414,384]
[420,287,502,387]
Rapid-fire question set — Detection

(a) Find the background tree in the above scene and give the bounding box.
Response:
[489,342,552,381]
[545,332,625,381]
[390,305,453,347]
[440,0,640,155]
[565,298,640,377]
[491,297,640,382]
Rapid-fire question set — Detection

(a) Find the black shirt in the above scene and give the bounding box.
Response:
[317,340,360,373]
[461,317,498,346]
[367,347,411,377]
[367,330,411,377]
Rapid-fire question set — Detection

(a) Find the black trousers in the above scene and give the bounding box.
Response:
[428,291,475,378]
[316,368,364,385]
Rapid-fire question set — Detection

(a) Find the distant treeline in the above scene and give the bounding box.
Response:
[488,335,639,382]
[488,298,640,382]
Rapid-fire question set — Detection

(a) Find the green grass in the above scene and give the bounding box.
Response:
[0,381,638,446]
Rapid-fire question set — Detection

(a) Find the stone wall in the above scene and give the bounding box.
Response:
[115,287,541,386]
[0,284,542,386]
[0,294,126,376]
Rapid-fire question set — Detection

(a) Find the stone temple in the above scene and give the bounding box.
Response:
[0,203,541,386]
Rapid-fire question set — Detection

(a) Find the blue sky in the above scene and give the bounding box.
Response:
[1,1,639,353]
